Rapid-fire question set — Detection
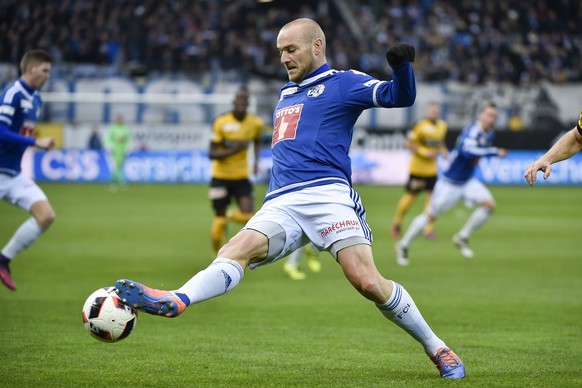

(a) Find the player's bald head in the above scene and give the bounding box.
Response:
[280,18,326,50]
[277,18,327,82]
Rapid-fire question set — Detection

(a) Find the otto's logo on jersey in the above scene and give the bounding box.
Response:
[272,104,303,146]
[19,120,36,137]
[307,84,325,98]
[320,219,361,238]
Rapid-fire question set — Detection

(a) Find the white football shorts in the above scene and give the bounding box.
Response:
[245,183,372,268]
[429,177,493,217]
[0,173,48,211]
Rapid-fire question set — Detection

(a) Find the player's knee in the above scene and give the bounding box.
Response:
[351,273,385,303]
[482,201,496,211]
[218,229,269,266]
[31,202,56,230]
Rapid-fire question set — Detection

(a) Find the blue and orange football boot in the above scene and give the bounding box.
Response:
[115,279,186,318]
[430,347,466,379]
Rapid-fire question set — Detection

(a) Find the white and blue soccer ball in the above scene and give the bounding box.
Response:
[82,287,137,342]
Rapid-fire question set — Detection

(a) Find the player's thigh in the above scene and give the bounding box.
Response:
[429,179,463,216]
[217,228,270,266]
[244,203,305,269]
[462,178,493,206]
[1,174,47,211]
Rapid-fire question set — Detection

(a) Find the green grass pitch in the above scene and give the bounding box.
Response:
[0,183,581,387]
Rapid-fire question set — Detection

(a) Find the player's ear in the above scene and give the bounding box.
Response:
[312,38,323,56]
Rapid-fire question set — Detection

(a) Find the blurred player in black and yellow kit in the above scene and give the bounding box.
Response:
[391,102,448,240]
[208,88,264,255]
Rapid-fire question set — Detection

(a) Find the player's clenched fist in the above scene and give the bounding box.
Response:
[386,44,415,67]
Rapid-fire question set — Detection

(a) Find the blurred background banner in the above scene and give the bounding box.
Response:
[30,148,582,186]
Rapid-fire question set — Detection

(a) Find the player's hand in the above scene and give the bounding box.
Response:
[35,136,56,150]
[386,44,415,67]
[524,159,551,187]
[497,148,508,158]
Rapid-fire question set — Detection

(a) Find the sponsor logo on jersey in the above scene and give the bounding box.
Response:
[307,84,325,98]
[272,104,303,146]
[320,219,361,238]
[222,123,241,132]
[280,87,298,100]
[20,120,36,137]
[20,99,33,112]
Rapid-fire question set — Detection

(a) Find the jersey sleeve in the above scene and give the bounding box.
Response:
[339,62,415,110]
[0,97,35,146]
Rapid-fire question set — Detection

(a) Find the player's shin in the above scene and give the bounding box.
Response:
[175,258,244,304]
[376,281,446,356]
[458,206,492,238]
[2,217,44,259]
[399,213,429,247]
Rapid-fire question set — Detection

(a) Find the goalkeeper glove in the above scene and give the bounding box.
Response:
[386,44,415,67]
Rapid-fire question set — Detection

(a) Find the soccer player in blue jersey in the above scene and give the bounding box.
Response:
[0,50,56,291]
[115,18,465,379]
[395,102,507,265]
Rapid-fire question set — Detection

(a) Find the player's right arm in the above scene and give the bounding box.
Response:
[208,140,248,160]
[207,116,248,160]
[524,116,582,186]
[0,97,55,149]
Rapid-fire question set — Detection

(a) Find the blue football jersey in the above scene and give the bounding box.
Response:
[267,63,415,201]
[443,122,499,184]
[0,79,42,176]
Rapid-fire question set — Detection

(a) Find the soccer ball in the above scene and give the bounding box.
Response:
[82,287,137,342]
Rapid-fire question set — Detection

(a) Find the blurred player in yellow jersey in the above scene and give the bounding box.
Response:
[208,88,264,254]
[391,102,448,240]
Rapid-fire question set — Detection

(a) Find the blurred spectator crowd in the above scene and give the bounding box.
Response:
[0,0,580,85]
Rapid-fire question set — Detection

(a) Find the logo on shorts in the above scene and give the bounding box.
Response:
[320,219,361,238]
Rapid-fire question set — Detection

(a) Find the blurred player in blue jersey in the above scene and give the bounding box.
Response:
[395,102,507,266]
[115,18,465,379]
[0,50,56,291]
[525,111,582,186]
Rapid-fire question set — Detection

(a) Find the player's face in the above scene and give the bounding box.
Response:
[479,106,498,131]
[277,26,316,83]
[28,62,51,89]
[426,104,440,120]
[233,92,249,114]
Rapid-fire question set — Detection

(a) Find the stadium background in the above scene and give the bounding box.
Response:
[2,1,582,387]
[1,0,581,185]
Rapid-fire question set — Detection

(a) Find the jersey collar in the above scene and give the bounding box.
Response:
[18,78,35,94]
[298,64,334,87]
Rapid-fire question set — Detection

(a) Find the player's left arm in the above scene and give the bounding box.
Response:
[341,44,415,110]
[376,44,416,108]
